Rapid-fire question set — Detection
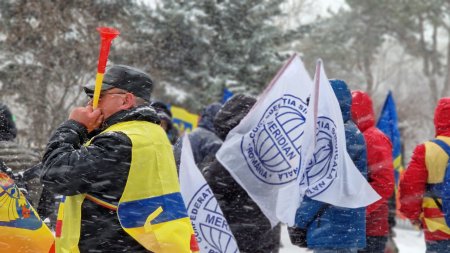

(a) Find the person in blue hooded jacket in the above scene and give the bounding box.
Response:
[290,79,368,253]
[173,102,222,169]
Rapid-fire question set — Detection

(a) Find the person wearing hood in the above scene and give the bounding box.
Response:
[151,101,179,144]
[203,94,281,253]
[351,90,395,253]
[399,97,450,252]
[40,65,193,252]
[173,102,222,169]
[290,80,367,252]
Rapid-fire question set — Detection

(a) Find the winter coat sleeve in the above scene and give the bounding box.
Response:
[40,120,132,196]
[399,144,427,220]
[172,137,183,169]
[346,122,367,178]
[198,138,222,164]
[294,197,327,229]
[366,131,395,214]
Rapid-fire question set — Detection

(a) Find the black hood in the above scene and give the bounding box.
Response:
[214,94,256,140]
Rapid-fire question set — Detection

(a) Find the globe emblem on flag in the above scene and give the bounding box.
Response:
[187,184,238,253]
[241,94,308,185]
[300,116,339,197]
[0,173,42,229]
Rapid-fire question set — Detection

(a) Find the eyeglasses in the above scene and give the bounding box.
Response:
[99,92,127,98]
[87,92,128,100]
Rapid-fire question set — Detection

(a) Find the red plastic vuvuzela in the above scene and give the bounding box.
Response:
[92,27,120,109]
[96,27,120,74]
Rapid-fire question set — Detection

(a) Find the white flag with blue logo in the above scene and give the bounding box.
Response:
[302,60,380,206]
[179,135,240,253]
[216,54,315,226]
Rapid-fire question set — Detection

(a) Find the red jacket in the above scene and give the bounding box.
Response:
[351,90,395,236]
[400,97,450,241]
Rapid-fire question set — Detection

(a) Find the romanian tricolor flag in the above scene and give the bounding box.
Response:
[377,91,405,217]
[170,105,199,135]
[0,172,55,253]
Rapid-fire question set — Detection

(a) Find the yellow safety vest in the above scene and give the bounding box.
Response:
[422,136,450,234]
[55,120,195,253]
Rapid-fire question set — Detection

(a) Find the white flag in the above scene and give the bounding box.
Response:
[216,54,315,226]
[179,135,240,253]
[301,59,380,207]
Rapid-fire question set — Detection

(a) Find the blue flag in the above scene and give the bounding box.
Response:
[221,88,234,104]
[377,91,404,186]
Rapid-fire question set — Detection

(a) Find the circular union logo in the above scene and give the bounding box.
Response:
[300,116,338,197]
[187,184,238,253]
[241,94,308,185]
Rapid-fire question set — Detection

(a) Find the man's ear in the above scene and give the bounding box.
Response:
[121,93,137,110]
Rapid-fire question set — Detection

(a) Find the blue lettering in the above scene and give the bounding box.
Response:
[283,147,295,160]
[205,214,229,230]
[318,181,325,188]
[192,223,202,243]
[247,147,268,178]
[267,123,297,160]
[278,168,299,181]
[268,121,277,132]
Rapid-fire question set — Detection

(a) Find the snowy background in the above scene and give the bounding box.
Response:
[1,0,449,157]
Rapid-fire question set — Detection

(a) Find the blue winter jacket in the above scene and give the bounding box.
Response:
[174,103,223,168]
[294,80,368,249]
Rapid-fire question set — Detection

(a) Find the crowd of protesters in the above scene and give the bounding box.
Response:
[0,63,449,253]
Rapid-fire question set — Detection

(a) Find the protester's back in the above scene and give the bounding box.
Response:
[292,80,367,251]
[400,97,450,250]
[351,90,394,252]
[203,94,281,253]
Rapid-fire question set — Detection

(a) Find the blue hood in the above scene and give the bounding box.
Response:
[329,79,351,122]
[198,102,222,132]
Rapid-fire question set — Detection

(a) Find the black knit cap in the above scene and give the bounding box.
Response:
[84,65,153,102]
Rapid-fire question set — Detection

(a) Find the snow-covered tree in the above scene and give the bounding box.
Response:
[140,0,291,110]
[0,0,139,148]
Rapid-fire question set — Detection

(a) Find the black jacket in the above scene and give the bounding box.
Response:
[203,95,280,253]
[41,105,159,253]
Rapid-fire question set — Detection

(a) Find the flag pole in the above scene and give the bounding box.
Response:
[92,27,120,109]
[313,59,322,140]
